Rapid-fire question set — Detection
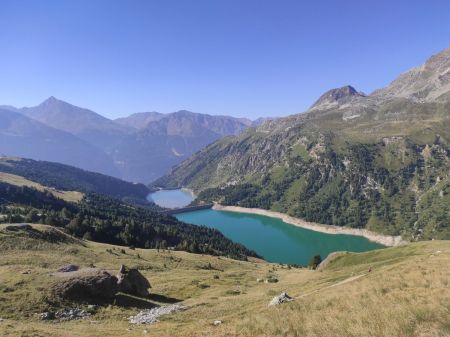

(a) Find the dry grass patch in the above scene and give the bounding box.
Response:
[0,225,449,337]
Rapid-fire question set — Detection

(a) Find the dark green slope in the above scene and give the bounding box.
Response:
[0,157,150,204]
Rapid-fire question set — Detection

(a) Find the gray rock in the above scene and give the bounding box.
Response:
[117,265,151,297]
[269,292,294,306]
[57,264,79,272]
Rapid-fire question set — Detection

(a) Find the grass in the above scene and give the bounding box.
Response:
[0,224,449,337]
[0,172,83,203]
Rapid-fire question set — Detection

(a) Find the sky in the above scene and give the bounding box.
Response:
[0,0,449,119]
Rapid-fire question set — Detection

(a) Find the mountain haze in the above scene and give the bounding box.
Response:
[0,108,119,176]
[0,99,264,182]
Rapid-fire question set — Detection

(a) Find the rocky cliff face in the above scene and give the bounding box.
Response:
[155,45,450,240]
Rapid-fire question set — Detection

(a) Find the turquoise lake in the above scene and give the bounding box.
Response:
[148,189,195,208]
[175,209,384,265]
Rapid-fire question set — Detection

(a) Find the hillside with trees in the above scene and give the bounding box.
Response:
[0,181,257,260]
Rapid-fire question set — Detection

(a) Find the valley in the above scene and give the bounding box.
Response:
[1,6,450,335]
[156,46,450,242]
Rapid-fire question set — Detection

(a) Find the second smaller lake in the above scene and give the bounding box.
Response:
[148,188,195,208]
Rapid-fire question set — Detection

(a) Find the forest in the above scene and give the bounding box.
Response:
[0,158,150,204]
[194,142,450,240]
[0,182,257,260]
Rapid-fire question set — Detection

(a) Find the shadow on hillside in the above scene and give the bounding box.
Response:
[148,293,182,304]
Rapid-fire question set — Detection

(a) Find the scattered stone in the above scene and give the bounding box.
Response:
[213,320,222,326]
[57,264,79,273]
[117,265,151,297]
[21,270,30,274]
[256,278,263,283]
[0,318,3,322]
[55,308,91,321]
[269,292,294,306]
[39,312,55,320]
[264,277,278,283]
[128,304,186,324]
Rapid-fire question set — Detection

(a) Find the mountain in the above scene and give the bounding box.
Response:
[110,110,256,182]
[114,111,166,129]
[372,45,450,102]
[154,45,450,240]
[309,85,366,111]
[0,108,119,176]
[18,97,133,158]
[19,96,128,135]
[5,99,263,182]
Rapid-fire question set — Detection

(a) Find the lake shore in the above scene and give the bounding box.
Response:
[212,204,407,247]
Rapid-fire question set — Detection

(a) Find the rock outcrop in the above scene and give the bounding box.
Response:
[117,265,151,297]
[50,269,119,303]
[50,265,151,304]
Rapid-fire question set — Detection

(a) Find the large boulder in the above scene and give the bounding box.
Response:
[51,269,119,303]
[117,265,151,297]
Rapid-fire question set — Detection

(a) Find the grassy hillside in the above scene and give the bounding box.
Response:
[0,172,83,203]
[1,224,449,337]
[0,157,150,204]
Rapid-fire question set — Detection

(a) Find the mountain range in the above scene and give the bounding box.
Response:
[0,99,269,182]
[155,45,450,240]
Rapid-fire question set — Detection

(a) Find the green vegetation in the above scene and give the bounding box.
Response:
[193,142,450,240]
[0,181,257,260]
[308,254,322,269]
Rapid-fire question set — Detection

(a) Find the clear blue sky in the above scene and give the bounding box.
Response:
[1,0,449,119]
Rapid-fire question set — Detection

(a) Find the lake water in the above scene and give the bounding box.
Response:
[148,189,195,208]
[175,209,384,265]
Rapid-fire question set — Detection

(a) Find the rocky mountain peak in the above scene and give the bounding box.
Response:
[310,85,365,110]
[372,45,450,102]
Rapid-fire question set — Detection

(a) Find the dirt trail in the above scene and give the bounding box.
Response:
[298,274,366,299]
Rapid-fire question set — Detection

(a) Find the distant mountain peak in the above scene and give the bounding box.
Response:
[310,85,365,110]
[41,96,62,105]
